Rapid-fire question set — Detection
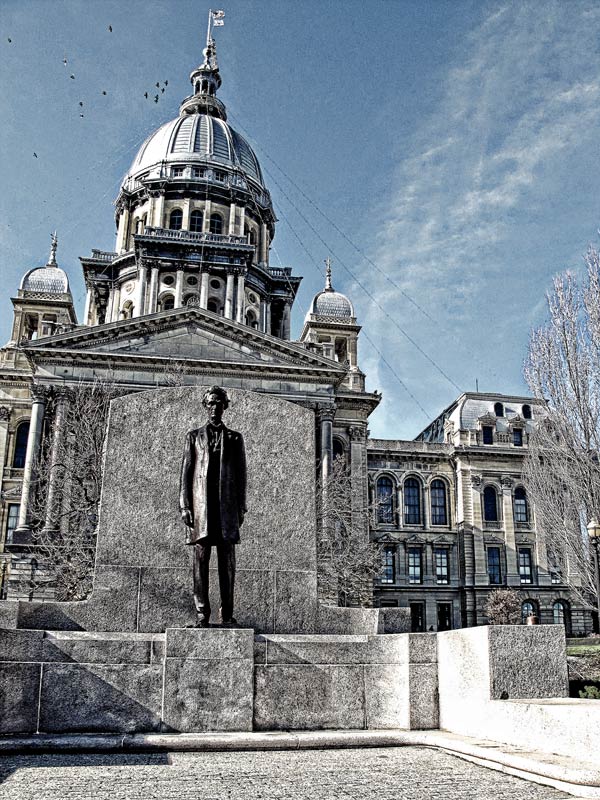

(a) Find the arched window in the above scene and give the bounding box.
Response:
[158,294,175,312]
[190,210,203,233]
[13,421,30,468]
[121,301,134,320]
[169,209,183,230]
[430,479,447,525]
[483,486,499,522]
[553,600,571,632]
[209,213,223,235]
[376,476,394,524]
[245,309,258,329]
[522,404,532,419]
[333,437,346,466]
[404,478,421,525]
[494,402,504,417]
[514,487,528,523]
[521,600,537,623]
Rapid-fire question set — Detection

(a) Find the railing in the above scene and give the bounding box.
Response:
[269,267,293,277]
[141,227,249,246]
[90,249,117,262]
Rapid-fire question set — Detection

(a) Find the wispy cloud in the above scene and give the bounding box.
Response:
[364,1,600,438]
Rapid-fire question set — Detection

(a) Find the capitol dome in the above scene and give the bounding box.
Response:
[20,234,70,295]
[123,113,265,190]
[307,260,354,320]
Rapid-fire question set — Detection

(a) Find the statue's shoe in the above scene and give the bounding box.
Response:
[221,617,238,627]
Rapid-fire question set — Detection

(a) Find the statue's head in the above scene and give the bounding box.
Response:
[202,385,229,425]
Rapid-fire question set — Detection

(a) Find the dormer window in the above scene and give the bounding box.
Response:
[522,404,532,419]
[494,402,504,417]
[482,425,494,444]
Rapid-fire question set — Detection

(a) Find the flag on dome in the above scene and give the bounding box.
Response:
[211,10,225,26]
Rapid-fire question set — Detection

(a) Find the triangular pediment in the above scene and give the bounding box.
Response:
[22,307,346,377]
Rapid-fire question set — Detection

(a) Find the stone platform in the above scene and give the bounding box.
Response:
[0,628,436,736]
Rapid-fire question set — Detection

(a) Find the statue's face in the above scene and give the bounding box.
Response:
[205,392,225,425]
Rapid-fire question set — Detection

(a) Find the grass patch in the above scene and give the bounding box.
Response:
[567,644,600,656]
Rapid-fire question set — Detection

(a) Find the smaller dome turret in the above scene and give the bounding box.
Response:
[306,258,354,321]
[20,233,70,295]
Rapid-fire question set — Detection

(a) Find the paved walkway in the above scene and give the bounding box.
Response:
[0,747,576,800]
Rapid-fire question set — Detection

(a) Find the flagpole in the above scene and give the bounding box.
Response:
[206,8,213,47]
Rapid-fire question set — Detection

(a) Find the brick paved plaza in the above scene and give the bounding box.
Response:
[0,747,573,800]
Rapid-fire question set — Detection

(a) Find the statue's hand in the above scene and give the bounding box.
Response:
[181,509,193,527]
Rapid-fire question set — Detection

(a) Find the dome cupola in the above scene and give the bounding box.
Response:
[307,258,354,320]
[20,233,70,295]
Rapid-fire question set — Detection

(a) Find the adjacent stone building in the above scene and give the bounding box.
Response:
[0,34,591,633]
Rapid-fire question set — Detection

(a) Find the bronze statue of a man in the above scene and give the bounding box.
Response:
[179,386,247,627]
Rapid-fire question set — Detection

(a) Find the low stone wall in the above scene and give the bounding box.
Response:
[437,625,600,759]
[0,628,435,736]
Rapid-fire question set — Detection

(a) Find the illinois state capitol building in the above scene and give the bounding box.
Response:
[0,34,590,634]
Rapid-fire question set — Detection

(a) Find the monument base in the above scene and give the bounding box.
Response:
[0,627,432,736]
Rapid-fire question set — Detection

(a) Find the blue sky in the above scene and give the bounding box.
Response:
[1,1,600,439]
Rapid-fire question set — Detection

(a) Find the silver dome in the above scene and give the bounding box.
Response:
[122,114,265,189]
[20,266,70,294]
[311,289,354,318]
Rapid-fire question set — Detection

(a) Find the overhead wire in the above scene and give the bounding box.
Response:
[227,110,462,397]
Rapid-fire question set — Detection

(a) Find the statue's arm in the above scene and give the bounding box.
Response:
[180,431,194,525]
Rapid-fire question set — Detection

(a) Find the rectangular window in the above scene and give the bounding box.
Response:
[487,546,502,585]
[215,169,226,182]
[410,601,425,632]
[5,504,20,544]
[381,546,395,584]
[551,571,561,585]
[172,166,184,177]
[513,429,523,447]
[408,547,422,584]
[379,599,398,608]
[519,548,533,584]
[434,548,449,584]
[192,167,205,178]
[482,426,494,444]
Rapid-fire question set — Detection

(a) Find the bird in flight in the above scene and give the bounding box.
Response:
[70,74,75,79]
[63,56,67,66]
[8,37,12,43]
[154,94,159,103]
[33,152,38,158]
[79,101,83,107]
[165,80,168,86]
[161,87,165,94]
[108,25,113,32]
[102,90,107,95]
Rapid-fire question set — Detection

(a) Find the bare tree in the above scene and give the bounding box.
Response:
[316,456,381,607]
[485,588,522,625]
[27,378,121,601]
[524,247,600,615]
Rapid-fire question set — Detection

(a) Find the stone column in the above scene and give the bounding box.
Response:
[260,223,268,265]
[134,262,147,318]
[224,269,236,319]
[259,299,267,332]
[182,198,191,231]
[146,266,159,314]
[282,300,291,339]
[116,207,130,253]
[83,286,93,326]
[502,476,520,586]
[174,266,184,308]
[236,272,246,323]
[265,300,272,335]
[239,207,245,237]
[110,286,121,323]
[0,407,10,500]
[202,201,212,233]
[318,403,336,483]
[228,203,236,235]
[200,269,210,309]
[153,194,165,228]
[14,386,47,536]
[43,388,70,533]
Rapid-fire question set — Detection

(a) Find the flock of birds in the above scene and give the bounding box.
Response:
[7,25,171,158]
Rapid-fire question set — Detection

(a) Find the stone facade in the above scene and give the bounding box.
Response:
[370,393,590,635]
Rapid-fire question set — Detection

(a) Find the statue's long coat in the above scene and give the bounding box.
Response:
[179,425,247,545]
